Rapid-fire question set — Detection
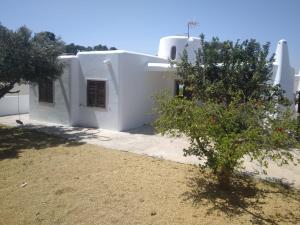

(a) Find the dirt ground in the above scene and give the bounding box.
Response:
[0,126,300,225]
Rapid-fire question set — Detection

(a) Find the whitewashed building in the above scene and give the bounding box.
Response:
[29,36,299,131]
[29,36,200,131]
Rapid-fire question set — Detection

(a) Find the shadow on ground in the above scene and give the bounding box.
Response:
[0,125,97,160]
[182,171,300,225]
[125,124,157,135]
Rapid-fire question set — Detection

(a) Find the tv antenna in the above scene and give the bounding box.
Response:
[187,20,198,38]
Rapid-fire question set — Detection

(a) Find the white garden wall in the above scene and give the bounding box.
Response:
[0,84,29,116]
[0,95,29,116]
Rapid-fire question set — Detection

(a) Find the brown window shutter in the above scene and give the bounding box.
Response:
[87,80,106,107]
[39,79,53,103]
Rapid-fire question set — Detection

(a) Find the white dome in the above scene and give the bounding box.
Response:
[157,36,201,63]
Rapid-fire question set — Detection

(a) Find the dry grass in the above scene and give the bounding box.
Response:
[0,125,300,225]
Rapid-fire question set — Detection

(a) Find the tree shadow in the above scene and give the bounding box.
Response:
[23,124,105,141]
[182,170,300,225]
[0,125,100,160]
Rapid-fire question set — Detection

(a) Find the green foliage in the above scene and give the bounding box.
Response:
[0,24,65,98]
[0,23,117,98]
[65,43,117,55]
[155,35,298,188]
[155,94,297,187]
[176,35,288,106]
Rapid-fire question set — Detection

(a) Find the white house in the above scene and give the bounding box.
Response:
[29,35,299,131]
[29,36,201,131]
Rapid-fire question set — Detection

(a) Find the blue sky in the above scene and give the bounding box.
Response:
[1,0,299,70]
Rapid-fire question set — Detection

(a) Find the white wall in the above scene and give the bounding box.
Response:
[273,40,295,103]
[29,52,121,130]
[29,58,72,125]
[294,70,300,92]
[74,51,120,130]
[29,51,176,131]
[0,95,29,116]
[0,84,29,116]
[119,53,175,131]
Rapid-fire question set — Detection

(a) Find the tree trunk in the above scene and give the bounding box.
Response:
[0,81,17,99]
[217,166,232,190]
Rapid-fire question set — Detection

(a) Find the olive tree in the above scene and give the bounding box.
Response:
[0,24,64,99]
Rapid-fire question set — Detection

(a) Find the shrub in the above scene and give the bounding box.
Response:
[155,93,298,189]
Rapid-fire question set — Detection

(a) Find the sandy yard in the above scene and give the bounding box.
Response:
[0,125,300,225]
[0,114,300,189]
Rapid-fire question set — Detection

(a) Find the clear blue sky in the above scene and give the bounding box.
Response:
[1,0,299,70]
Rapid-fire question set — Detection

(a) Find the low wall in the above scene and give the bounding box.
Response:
[0,95,29,116]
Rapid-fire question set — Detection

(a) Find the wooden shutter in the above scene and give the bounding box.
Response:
[87,80,106,107]
[39,79,53,103]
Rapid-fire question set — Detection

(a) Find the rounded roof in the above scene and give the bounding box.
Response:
[278,39,287,45]
[160,35,200,40]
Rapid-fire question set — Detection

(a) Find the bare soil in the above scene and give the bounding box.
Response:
[0,125,300,225]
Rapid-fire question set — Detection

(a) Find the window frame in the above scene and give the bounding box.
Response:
[86,79,107,108]
[38,78,54,103]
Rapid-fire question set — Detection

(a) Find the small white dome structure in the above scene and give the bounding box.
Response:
[157,36,201,63]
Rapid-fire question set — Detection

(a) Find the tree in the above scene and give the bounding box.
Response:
[155,35,298,188]
[65,43,117,55]
[176,35,288,106]
[93,44,108,51]
[0,24,65,99]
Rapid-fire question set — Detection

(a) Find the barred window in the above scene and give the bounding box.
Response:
[39,79,53,103]
[87,80,106,108]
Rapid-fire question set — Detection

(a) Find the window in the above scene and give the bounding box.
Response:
[87,80,106,107]
[170,46,176,60]
[39,79,53,103]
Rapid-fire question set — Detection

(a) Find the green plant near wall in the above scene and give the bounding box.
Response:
[154,35,298,189]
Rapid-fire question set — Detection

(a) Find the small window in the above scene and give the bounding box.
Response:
[170,46,176,60]
[87,80,106,107]
[39,79,53,103]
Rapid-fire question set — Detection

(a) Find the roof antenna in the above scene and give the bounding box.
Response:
[187,20,198,38]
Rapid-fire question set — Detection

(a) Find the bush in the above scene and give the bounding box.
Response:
[154,93,298,189]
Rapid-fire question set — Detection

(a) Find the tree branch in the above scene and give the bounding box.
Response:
[0,81,18,99]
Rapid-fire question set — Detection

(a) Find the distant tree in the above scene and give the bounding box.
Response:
[65,43,77,54]
[0,24,65,99]
[93,44,108,51]
[65,43,117,54]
